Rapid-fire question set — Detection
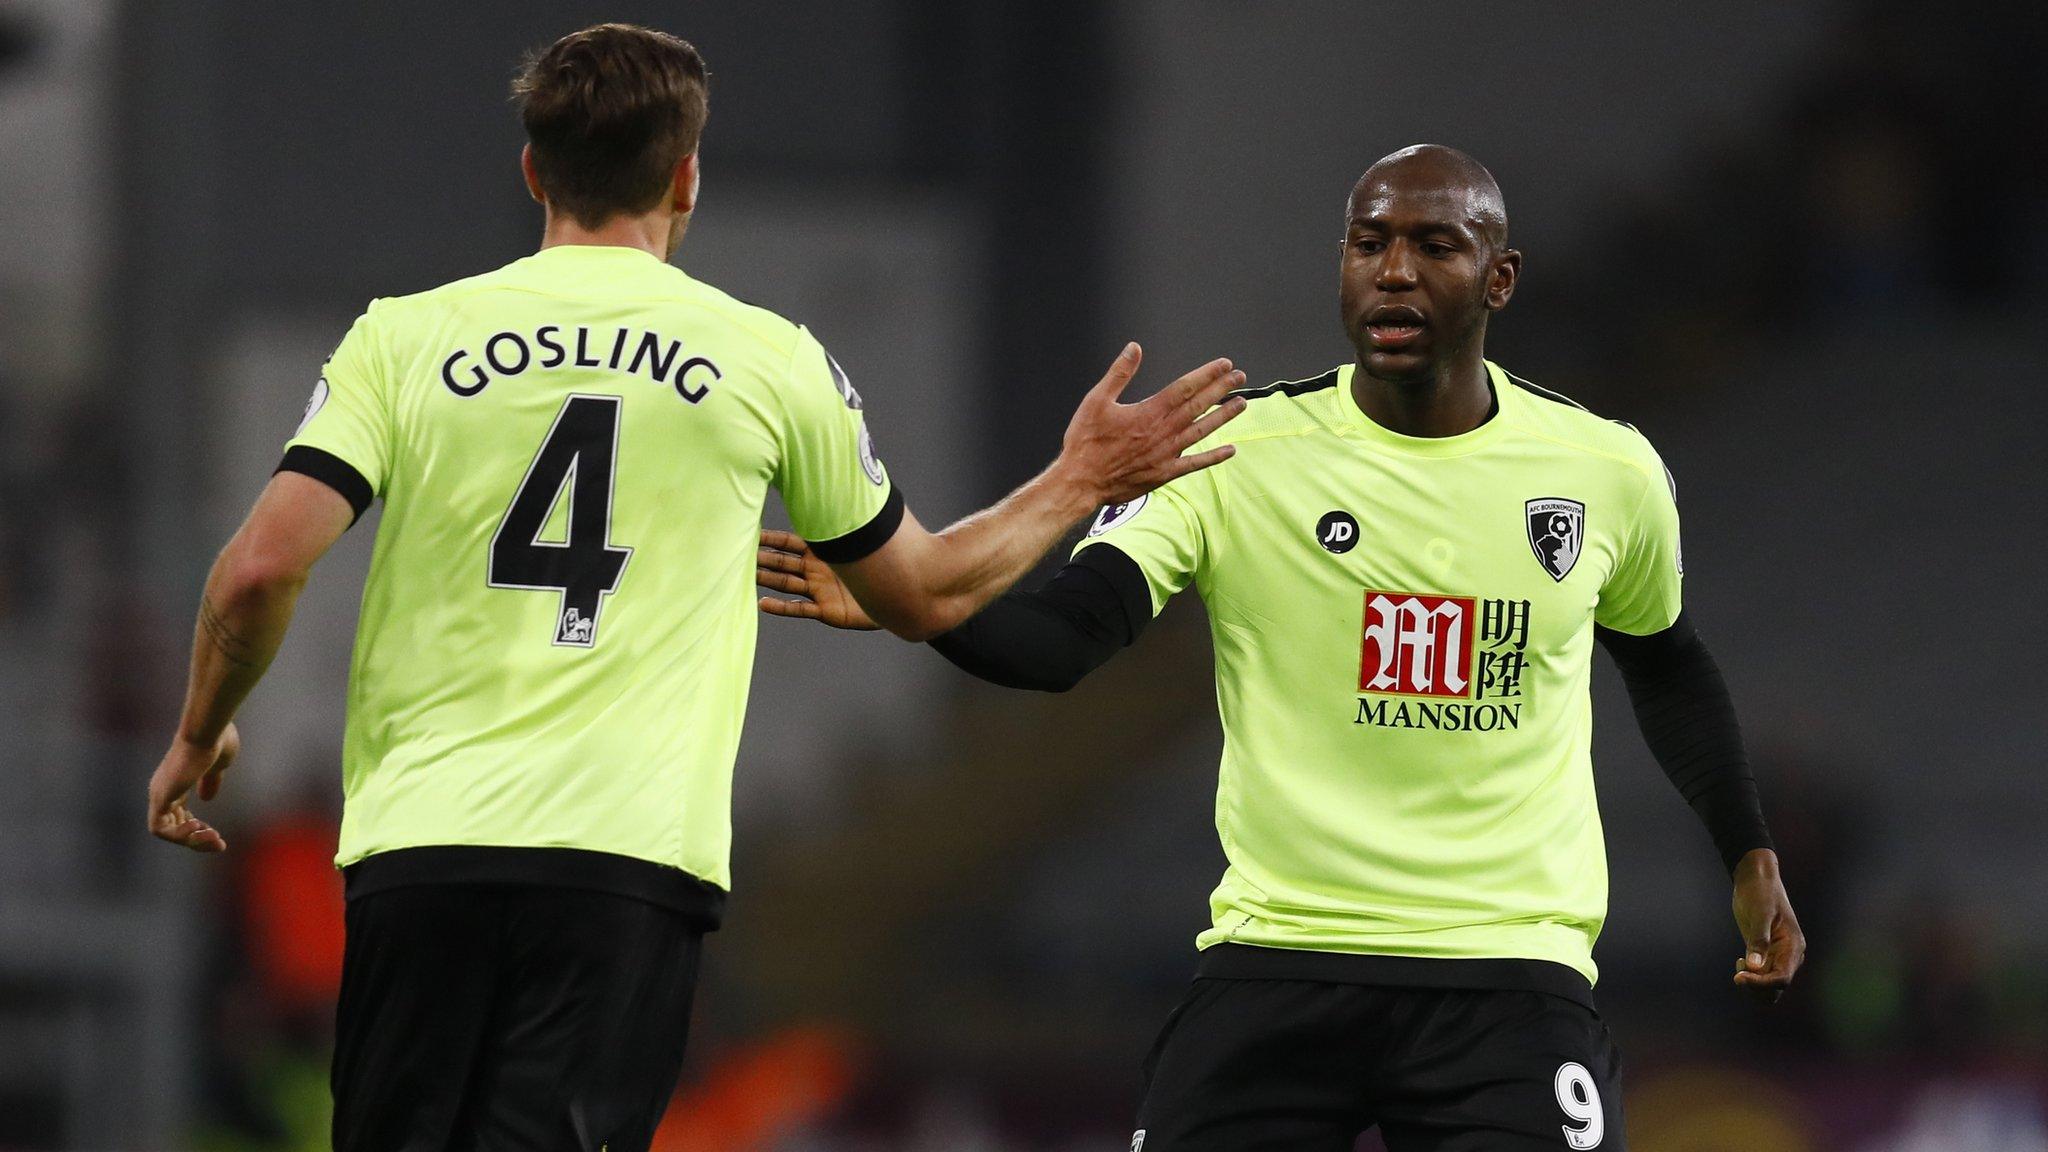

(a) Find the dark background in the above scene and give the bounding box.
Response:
[0,1,2041,1148]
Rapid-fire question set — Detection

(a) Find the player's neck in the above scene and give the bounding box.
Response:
[1350,352,1494,439]
[538,209,680,261]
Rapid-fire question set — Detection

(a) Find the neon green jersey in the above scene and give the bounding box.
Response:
[282,245,898,890]
[1074,362,1682,983]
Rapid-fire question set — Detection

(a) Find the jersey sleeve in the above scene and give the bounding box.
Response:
[1596,444,1684,635]
[278,305,391,523]
[1070,463,1218,618]
[774,326,903,563]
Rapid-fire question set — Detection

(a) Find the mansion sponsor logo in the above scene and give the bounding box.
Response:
[1356,696,1521,731]
[1355,588,1533,731]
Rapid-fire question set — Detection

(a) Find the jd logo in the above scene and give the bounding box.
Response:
[1317,510,1360,554]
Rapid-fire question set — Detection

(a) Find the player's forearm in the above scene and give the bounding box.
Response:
[873,462,1100,640]
[176,547,308,746]
[928,551,1143,691]
[1597,614,1773,872]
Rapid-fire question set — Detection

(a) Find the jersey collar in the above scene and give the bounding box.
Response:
[515,244,682,288]
[1333,361,1514,458]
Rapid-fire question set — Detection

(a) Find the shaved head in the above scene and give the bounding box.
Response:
[1349,144,1509,250]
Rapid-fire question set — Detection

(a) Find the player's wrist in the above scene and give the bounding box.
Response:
[1732,847,1779,881]
[1040,455,1110,523]
[173,720,229,752]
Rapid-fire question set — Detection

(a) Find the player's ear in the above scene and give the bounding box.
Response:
[520,144,546,207]
[673,151,700,216]
[1487,247,1521,311]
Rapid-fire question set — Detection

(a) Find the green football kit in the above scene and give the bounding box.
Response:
[280,244,902,902]
[1074,362,1683,987]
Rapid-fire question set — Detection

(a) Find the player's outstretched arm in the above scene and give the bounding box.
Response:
[809,345,1242,642]
[761,533,1143,692]
[147,472,354,853]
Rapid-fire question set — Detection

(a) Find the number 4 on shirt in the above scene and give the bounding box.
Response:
[489,393,633,647]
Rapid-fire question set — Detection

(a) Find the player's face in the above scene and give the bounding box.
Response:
[1339,183,1514,384]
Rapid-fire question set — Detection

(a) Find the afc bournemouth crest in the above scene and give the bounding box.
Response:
[1525,498,1584,582]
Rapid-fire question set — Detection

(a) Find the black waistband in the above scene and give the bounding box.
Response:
[344,846,726,928]
[1197,943,1593,1009]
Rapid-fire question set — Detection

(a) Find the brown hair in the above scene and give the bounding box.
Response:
[512,24,709,229]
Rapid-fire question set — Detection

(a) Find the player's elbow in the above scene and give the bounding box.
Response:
[1031,668,1087,693]
[871,594,971,643]
[215,543,312,606]
[878,608,955,644]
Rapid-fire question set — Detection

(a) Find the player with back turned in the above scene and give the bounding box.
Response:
[760,145,1807,1150]
[141,24,1246,1152]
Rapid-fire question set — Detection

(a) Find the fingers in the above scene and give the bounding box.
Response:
[1176,362,1244,417]
[1086,343,1144,405]
[759,595,823,620]
[760,529,811,555]
[1177,395,1249,451]
[1145,358,1235,416]
[1161,443,1238,482]
[1731,940,1800,1001]
[758,547,807,576]
[757,569,810,596]
[150,803,227,853]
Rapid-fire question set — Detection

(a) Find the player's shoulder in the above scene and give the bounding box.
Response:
[1499,365,1665,481]
[1221,365,1346,440]
[668,273,809,358]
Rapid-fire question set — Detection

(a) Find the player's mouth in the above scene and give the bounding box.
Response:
[1365,305,1427,353]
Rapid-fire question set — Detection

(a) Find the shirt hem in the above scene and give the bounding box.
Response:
[343,845,727,928]
[1195,941,1594,1009]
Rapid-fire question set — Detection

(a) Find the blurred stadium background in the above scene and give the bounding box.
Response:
[2,1,2044,1148]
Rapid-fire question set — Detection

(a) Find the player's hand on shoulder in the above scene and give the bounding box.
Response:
[146,722,239,853]
[1055,344,1248,507]
[1730,848,1805,1002]
[757,530,880,631]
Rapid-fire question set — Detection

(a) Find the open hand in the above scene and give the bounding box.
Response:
[1731,848,1805,1001]
[147,722,240,853]
[758,530,880,630]
[1055,344,1247,508]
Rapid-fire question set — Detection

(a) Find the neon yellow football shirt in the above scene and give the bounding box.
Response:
[284,245,898,890]
[1075,362,1682,984]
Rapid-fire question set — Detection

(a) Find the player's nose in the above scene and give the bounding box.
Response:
[1374,241,1420,289]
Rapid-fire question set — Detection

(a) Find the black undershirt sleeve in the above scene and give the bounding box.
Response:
[1597,610,1774,873]
[926,544,1152,692]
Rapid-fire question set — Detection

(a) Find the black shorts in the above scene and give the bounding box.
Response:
[1134,962,1624,1151]
[331,872,708,1152]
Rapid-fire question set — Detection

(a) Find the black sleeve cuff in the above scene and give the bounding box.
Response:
[1070,542,1155,645]
[277,445,374,525]
[808,483,905,564]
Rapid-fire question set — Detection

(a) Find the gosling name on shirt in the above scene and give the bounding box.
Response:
[441,324,723,403]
